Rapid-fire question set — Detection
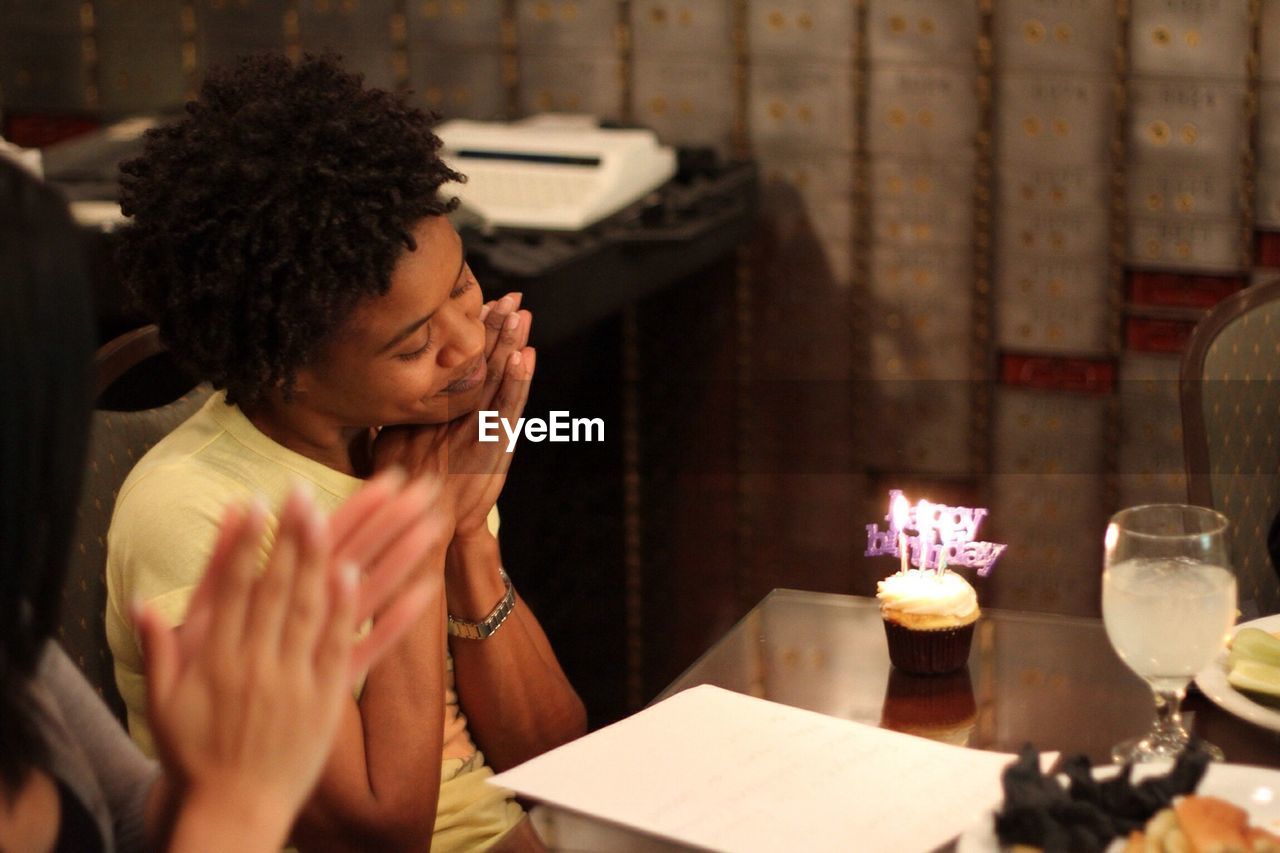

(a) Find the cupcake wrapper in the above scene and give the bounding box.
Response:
[882,618,975,676]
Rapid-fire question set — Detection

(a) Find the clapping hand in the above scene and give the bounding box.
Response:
[131,471,446,849]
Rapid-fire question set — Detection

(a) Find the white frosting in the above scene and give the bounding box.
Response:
[876,569,978,617]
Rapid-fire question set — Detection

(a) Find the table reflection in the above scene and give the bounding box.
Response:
[880,667,977,747]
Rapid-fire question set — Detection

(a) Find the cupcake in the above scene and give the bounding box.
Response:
[877,568,980,675]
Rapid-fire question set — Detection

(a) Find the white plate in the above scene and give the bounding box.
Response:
[956,762,1280,852]
[1196,614,1280,733]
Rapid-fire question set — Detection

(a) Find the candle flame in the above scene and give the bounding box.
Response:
[915,499,932,534]
[891,493,911,531]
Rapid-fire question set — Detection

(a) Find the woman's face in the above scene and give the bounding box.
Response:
[296,215,489,428]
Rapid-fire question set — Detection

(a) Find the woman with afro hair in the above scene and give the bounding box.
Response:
[106,54,585,852]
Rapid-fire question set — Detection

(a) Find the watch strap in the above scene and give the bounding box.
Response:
[447,568,515,640]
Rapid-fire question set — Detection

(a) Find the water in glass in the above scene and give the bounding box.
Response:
[1102,505,1235,763]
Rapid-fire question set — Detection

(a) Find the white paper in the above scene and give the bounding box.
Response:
[491,684,1054,853]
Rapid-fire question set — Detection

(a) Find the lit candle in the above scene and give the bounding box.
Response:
[915,499,932,571]
[892,493,910,574]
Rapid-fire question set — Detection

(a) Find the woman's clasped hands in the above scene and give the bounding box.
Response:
[374,292,535,539]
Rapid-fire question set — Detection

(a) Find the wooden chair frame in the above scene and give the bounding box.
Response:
[94,323,164,400]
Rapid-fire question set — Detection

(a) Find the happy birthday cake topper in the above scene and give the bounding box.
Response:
[865,489,1006,576]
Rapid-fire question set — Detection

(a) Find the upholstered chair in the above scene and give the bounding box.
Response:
[1182,281,1280,617]
[58,325,211,721]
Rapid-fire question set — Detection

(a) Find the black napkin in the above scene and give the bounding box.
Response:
[993,744,1210,853]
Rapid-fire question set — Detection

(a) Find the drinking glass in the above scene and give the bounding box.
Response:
[1101,504,1236,763]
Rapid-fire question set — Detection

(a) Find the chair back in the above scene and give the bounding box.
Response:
[1181,281,1280,616]
[59,325,212,721]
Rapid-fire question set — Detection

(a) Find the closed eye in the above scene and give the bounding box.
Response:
[395,265,475,362]
[453,272,477,298]
[396,325,433,361]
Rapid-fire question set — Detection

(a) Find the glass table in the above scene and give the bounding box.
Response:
[533,589,1280,851]
[658,589,1280,766]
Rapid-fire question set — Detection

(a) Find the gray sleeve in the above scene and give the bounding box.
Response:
[38,643,161,853]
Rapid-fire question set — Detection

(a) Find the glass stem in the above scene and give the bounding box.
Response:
[1152,686,1187,742]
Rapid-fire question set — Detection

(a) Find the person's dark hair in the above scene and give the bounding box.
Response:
[0,159,94,799]
[117,53,463,407]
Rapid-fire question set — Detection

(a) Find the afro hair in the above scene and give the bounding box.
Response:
[117,53,463,406]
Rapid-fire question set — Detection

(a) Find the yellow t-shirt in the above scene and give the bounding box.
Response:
[104,391,522,850]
